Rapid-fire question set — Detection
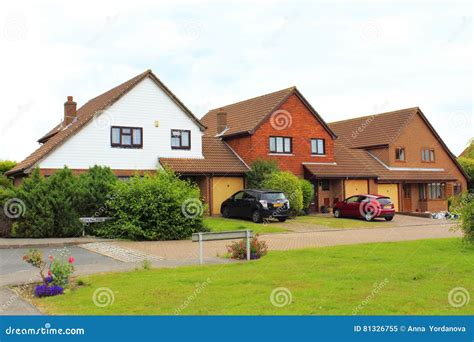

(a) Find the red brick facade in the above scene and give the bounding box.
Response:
[226,94,335,177]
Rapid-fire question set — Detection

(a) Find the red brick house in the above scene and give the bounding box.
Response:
[201,90,469,213]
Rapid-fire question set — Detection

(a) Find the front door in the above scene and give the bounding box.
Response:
[403,183,412,212]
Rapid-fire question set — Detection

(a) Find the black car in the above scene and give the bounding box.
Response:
[220,189,290,223]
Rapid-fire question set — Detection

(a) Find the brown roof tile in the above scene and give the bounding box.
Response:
[304,139,458,182]
[328,107,418,148]
[201,86,337,139]
[7,70,204,176]
[200,87,295,137]
[159,136,249,174]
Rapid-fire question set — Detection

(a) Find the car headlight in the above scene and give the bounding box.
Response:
[259,200,268,209]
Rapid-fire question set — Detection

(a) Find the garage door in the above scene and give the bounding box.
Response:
[344,180,368,198]
[377,184,399,211]
[211,177,245,215]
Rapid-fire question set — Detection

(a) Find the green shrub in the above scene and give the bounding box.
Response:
[299,179,314,211]
[11,168,83,238]
[458,157,474,190]
[262,171,303,214]
[0,160,16,175]
[450,192,474,244]
[246,159,280,189]
[94,170,208,240]
[77,165,117,217]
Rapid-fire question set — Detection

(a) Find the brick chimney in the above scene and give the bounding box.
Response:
[63,96,77,126]
[216,110,227,134]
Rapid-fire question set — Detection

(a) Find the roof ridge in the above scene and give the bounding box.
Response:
[328,107,419,125]
[208,86,295,112]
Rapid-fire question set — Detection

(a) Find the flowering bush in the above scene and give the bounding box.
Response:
[227,235,268,260]
[34,284,64,297]
[22,248,75,297]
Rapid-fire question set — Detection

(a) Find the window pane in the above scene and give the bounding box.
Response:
[122,128,131,134]
[111,128,120,144]
[171,137,180,147]
[276,137,284,152]
[284,138,291,153]
[430,150,434,161]
[311,140,317,153]
[122,135,131,145]
[317,139,324,154]
[269,137,276,152]
[181,131,190,147]
[133,129,142,145]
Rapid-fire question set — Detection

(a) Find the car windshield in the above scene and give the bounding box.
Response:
[261,192,286,201]
[376,197,392,205]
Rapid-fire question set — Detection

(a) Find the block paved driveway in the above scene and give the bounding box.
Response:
[114,216,462,261]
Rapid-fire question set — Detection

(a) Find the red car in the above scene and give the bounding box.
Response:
[333,194,395,221]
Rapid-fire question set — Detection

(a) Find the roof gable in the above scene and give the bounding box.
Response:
[7,70,204,176]
[200,87,336,139]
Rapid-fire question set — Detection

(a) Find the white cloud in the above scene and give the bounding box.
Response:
[0,0,471,161]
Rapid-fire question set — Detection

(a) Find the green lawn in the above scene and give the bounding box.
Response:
[294,215,395,229]
[33,238,473,315]
[203,217,287,234]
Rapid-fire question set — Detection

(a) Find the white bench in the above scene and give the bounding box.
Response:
[192,230,253,264]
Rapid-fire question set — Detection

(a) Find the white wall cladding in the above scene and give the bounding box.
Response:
[39,77,204,170]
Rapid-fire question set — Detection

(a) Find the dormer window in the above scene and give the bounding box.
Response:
[111,126,143,148]
[171,129,191,149]
[395,147,405,161]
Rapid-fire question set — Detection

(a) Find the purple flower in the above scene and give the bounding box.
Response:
[34,284,64,297]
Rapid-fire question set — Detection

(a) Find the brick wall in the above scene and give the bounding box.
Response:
[226,93,335,177]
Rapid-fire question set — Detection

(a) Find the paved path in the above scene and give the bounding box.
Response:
[114,221,461,261]
[0,237,112,249]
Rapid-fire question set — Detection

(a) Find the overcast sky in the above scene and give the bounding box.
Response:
[0,0,471,161]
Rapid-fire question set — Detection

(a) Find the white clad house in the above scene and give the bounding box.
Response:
[7,70,249,213]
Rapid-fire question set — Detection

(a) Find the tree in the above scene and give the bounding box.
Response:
[458,157,474,190]
[299,179,314,212]
[246,159,280,189]
[77,165,117,217]
[262,171,303,215]
[0,160,16,175]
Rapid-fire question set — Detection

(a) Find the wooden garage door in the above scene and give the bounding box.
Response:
[378,184,399,211]
[211,177,245,215]
[344,179,368,198]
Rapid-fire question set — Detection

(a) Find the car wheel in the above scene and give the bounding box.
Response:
[364,212,374,221]
[334,209,341,218]
[252,210,263,223]
[385,216,394,221]
[222,206,230,218]
[277,217,287,222]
